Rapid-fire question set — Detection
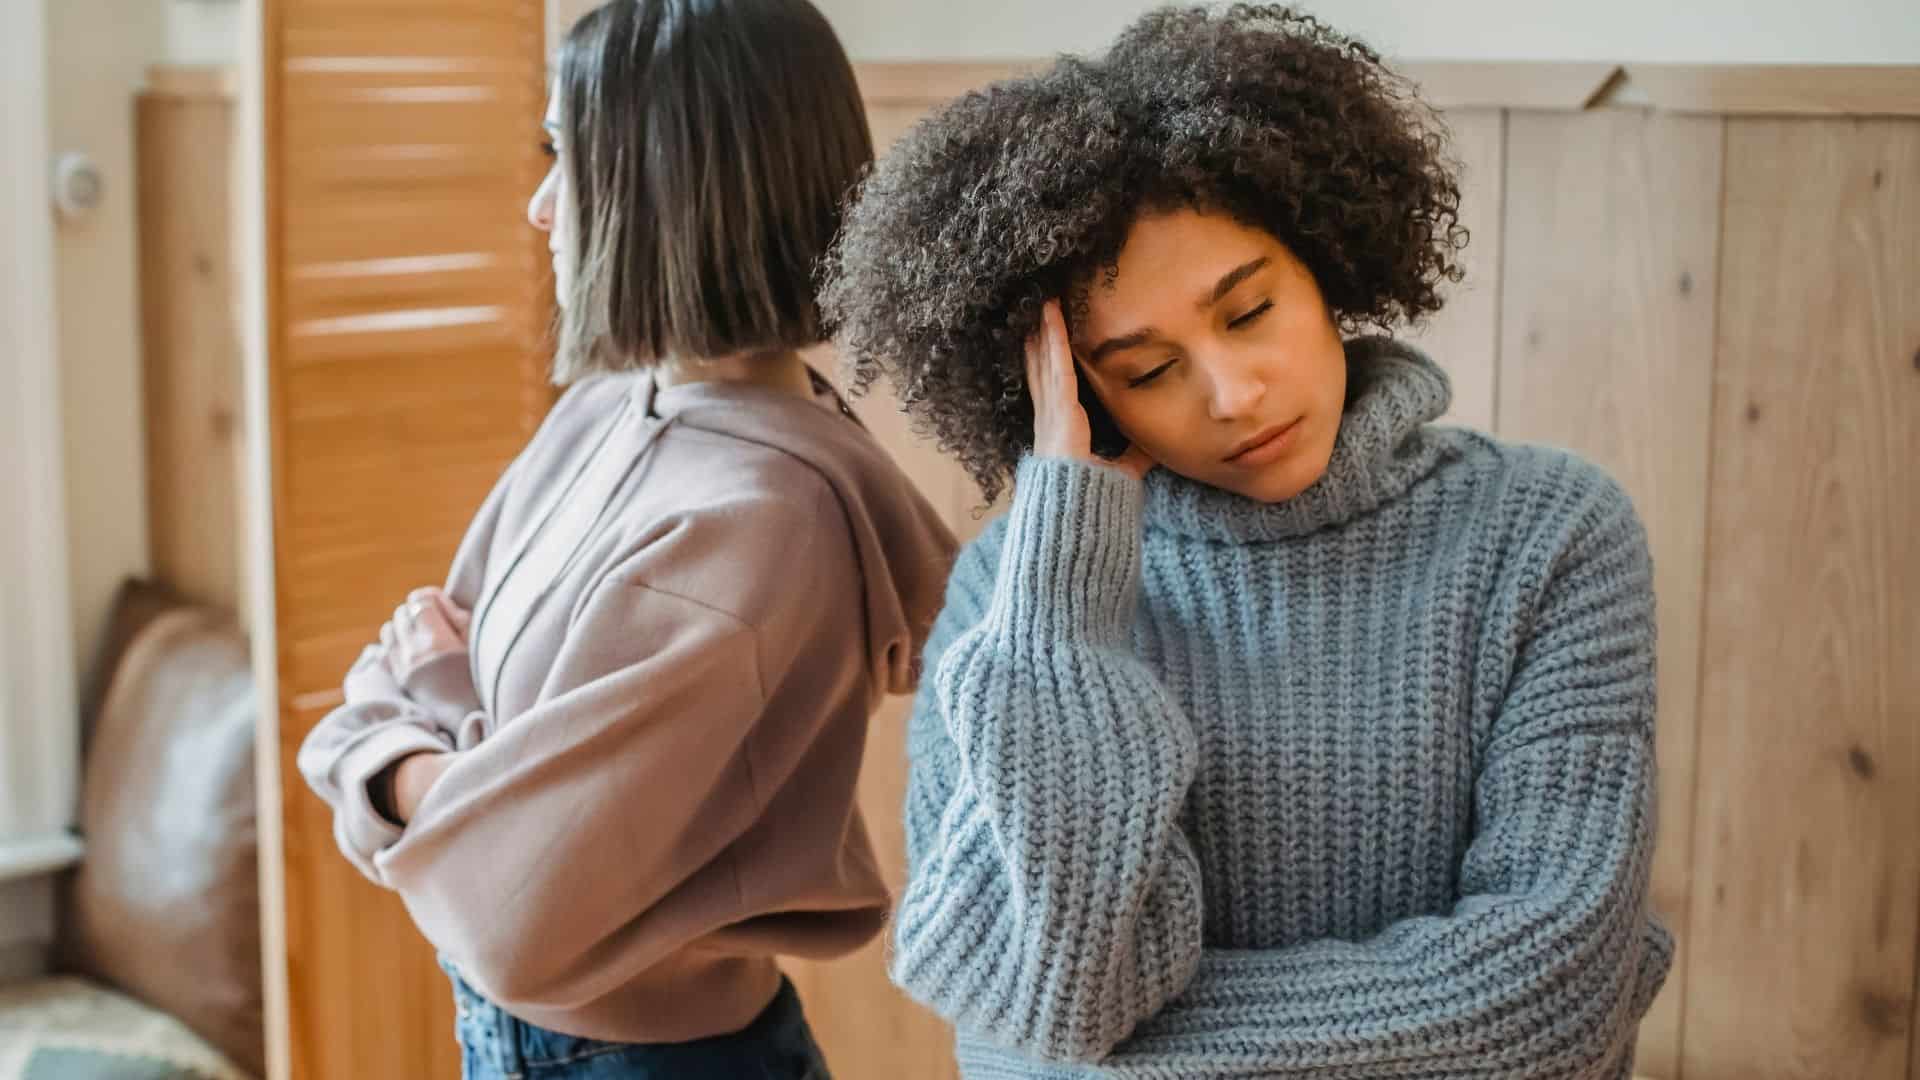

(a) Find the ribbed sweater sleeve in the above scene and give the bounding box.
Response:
[893,456,1207,1064]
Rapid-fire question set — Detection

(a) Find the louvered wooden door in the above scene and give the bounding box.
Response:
[262,1,553,1075]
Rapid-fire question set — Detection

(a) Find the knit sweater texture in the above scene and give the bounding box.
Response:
[893,339,1673,1078]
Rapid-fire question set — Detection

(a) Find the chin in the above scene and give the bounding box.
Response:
[1218,470,1308,504]
[1214,445,1333,504]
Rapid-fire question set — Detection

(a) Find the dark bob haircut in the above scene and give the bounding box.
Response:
[554,0,874,382]
[820,4,1467,503]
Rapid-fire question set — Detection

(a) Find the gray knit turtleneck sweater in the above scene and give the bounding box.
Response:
[892,339,1672,1079]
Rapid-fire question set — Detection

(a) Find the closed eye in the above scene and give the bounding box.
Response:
[1128,359,1177,388]
[1228,300,1273,329]
[541,139,558,158]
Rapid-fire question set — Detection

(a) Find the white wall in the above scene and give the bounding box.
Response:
[5,0,85,984]
[164,0,243,66]
[48,0,169,690]
[813,0,1920,63]
[47,0,239,686]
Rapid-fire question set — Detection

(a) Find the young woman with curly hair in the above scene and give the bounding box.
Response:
[822,6,1671,1077]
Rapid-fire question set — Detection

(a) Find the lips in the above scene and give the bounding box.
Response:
[1224,418,1302,464]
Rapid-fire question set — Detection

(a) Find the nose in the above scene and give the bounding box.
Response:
[1205,359,1267,421]
[527,167,557,233]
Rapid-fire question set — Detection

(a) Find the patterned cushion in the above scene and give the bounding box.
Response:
[0,977,250,1080]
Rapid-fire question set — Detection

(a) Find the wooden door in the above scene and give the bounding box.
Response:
[262,0,552,1075]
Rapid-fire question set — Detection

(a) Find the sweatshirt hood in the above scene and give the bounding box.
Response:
[639,372,958,698]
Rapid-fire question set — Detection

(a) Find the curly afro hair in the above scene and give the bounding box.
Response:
[820,4,1467,504]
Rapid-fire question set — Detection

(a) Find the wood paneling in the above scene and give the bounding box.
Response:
[1622,64,1920,117]
[858,60,1920,118]
[1684,117,1920,1080]
[1397,61,1622,111]
[138,82,245,612]
[1403,108,1504,431]
[264,0,551,1074]
[1497,107,1723,1078]
[855,61,1038,108]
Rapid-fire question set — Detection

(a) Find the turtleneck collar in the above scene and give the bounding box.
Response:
[1143,337,1455,543]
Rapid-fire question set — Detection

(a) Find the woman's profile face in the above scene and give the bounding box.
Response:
[526,93,574,307]
[1069,209,1348,504]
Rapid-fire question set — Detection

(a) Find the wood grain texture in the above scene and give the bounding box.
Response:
[1395,61,1622,111]
[855,61,1034,107]
[1497,107,1724,1078]
[1684,117,1920,1080]
[138,86,245,612]
[857,58,1637,113]
[146,64,241,100]
[865,100,934,158]
[1623,64,1920,117]
[264,0,551,1076]
[1401,108,1503,432]
[861,60,1920,117]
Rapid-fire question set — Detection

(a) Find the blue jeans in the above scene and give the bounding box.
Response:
[441,961,832,1080]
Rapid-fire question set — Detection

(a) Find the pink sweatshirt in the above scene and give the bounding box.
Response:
[297,371,957,1042]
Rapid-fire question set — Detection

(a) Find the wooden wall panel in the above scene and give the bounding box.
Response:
[264,0,552,1075]
[138,82,245,612]
[1403,107,1504,431]
[1400,60,1621,111]
[1497,108,1723,1078]
[1684,117,1920,1080]
[1621,64,1920,118]
[866,101,933,156]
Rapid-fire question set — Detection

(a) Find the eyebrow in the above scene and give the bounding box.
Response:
[1083,255,1273,366]
[1205,256,1270,308]
[1085,327,1156,366]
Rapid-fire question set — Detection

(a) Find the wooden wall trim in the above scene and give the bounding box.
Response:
[853,60,1617,110]
[243,0,290,1075]
[855,60,1920,116]
[855,61,1033,105]
[146,64,240,102]
[1398,61,1622,110]
[1620,63,1920,116]
[137,79,245,614]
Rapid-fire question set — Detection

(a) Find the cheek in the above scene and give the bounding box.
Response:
[1297,330,1344,401]
[553,178,575,247]
[1100,385,1205,464]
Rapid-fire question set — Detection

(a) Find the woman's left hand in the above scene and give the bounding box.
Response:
[386,587,471,681]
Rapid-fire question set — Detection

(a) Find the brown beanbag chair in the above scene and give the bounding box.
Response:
[56,579,264,1076]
